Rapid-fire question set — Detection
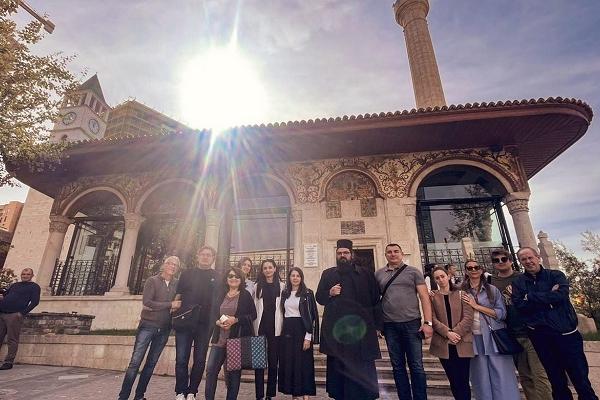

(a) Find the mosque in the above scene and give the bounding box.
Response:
[4,0,593,329]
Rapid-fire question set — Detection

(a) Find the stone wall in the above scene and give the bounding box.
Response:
[22,312,95,335]
[35,295,143,330]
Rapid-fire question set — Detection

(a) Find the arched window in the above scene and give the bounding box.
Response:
[52,190,125,296]
[129,181,205,294]
[417,165,515,271]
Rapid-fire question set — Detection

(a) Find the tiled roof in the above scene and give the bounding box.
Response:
[65,96,593,147]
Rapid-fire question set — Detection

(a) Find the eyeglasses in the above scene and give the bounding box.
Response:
[492,257,509,264]
[227,274,240,279]
[466,265,481,271]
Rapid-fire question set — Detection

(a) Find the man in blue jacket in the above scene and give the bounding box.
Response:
[512,247,598,400]
[0,268,40,370]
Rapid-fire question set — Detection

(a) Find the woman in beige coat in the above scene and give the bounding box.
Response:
[430,266,474,400]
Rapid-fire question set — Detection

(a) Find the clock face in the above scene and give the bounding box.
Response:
[62,112,76,125]
[88,118,100,134]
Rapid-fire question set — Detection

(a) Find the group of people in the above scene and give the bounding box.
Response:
[118,245,319,400]
[1,240,598,400]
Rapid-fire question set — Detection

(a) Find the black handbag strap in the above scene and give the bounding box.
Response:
[379,264,408,303]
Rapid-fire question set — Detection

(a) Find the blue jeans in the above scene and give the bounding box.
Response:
[383,319,427,400]
[118,323,170,400]
[204,346,242,400]
[175,324,211,395]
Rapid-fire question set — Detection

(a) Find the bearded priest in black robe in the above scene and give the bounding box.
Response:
[316,239,382,400]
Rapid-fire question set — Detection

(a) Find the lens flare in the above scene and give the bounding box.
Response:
[332,314,367,345]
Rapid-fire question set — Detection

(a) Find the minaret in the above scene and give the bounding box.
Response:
[394,0,446,109]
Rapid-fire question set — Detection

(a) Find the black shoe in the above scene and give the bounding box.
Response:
[0,363,13,370]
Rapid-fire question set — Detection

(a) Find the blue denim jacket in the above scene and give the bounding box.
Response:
[469,284,507,356]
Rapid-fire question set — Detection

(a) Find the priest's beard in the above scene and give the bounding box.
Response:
[336,256,353,272]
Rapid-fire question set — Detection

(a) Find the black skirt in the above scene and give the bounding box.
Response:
[278,317,316,396]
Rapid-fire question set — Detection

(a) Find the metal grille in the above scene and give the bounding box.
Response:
[420,247,465,267]
[50,257,118,296]
[228,250,294,282]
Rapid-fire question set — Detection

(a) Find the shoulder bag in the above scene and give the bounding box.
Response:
[171,304,202,331]
[474,293,523,355]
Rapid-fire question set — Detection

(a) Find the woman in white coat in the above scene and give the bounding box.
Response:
[253,259,286,400]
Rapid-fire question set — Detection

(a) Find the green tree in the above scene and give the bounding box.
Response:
[447,185,493,242]
[0,0,78,186]
[555,231,600,326]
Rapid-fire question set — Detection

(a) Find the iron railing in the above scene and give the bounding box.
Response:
[50,257,118,296]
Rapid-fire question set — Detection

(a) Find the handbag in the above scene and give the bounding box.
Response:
[225,335,268,371]
[171,305,201,331]
[476,301,523,355]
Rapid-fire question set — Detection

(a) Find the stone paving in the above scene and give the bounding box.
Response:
[0,364,412,400]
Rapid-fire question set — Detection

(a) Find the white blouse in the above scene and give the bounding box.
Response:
[284,291,312,341]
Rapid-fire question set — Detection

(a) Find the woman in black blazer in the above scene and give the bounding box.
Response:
[204,267,257,400]
[278,267,319,399]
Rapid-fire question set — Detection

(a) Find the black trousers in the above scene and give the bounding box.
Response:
[254,333,279,399]
[439,345,471,400]
[529,329,598,400]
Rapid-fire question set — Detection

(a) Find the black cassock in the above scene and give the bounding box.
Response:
[316,263,382,400]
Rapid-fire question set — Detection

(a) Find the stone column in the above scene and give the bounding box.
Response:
[394,0,446,109]
[37,215,72,295]
[461,237,475,260]
[403,197,423,268]
[292,207,303,267]
[505,191,537,249]
[107,213,144,296]
[204,208,222,249]
[538,230,559,269]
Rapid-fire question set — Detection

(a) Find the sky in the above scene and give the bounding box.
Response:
[3,0,600,258]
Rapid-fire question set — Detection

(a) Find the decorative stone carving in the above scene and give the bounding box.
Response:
[360,198,377,217]
[404,203,417,217]
[326,171,377,201]
[505,199,529,214]
[48,215,72,233]
[282,148,523,204]
[123,213,145,230]
[341,220,365,235]
[326,201,341,219]
[292,208,303,223]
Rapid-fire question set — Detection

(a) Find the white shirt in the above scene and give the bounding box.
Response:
[284,291,312,341]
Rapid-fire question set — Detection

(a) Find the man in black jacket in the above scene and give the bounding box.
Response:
[316,239,381,400]
[0,268,40,370]
[512,247,598,400]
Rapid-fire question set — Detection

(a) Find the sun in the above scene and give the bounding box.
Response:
[179,46,268,132]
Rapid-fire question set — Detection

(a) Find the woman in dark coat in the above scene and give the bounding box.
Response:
[204,267,257,400]
[278,267,319,399]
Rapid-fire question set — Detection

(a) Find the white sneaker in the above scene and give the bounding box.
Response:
[186,395,196,400]
[175,394,185,400]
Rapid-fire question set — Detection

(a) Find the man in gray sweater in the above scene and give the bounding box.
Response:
[118,255,181,400]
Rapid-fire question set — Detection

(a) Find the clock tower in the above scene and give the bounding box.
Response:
[51,74,111,142]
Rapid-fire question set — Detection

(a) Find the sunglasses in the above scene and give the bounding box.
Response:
[466,265,481,271]
[492,257,509,264]
[227,274,241,279]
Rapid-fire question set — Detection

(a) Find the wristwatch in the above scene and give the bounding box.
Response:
[424,320,433,326]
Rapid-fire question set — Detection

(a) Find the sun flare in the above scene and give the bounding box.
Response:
[179,46,268,132]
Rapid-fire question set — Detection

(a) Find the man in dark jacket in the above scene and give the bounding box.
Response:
[0,268,40,370]
[118,255,180,400]
[512,247,598,400]
[316,239,381,400]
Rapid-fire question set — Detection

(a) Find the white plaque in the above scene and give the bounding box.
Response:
[303,243,319,268]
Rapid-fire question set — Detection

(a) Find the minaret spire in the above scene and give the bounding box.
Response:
[394,0,446,109]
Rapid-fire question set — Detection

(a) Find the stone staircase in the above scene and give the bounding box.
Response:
[241,341,460,399]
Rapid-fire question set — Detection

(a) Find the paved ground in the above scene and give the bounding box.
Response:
[0,364,409,400]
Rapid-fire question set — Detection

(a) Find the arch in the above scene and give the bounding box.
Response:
[134,178,199,214]
[216,172,296,209]
[408,159,517,198]
[61,186,128,217]
[319,168,384,201]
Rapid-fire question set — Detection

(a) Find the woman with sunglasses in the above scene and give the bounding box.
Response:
[205,267,257,400]
[430,266,474,400]
[278,267,319,400]
[461,260,520,400]
[254,259,286,400]
[237,257,256,296]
